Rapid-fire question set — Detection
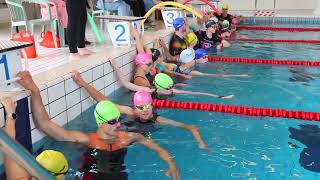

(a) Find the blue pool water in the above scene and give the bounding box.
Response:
[236,30,320,40]
[212,42,320,61]
[236,24,320,39]
[34,27,320,179]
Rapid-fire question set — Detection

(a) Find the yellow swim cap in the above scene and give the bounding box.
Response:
[186,32,198,45]
[222,3,229,9]
[36,150,68,176]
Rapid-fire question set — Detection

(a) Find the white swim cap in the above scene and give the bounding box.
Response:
[180,48,195,63]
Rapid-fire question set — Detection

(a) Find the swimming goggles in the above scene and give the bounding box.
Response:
[136,103,152,110]
[211,24,219,29]
[153,80,174,90]
[106,117,122,125]
[95,110,122,125]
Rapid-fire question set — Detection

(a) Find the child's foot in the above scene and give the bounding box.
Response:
[78,48,94,56]
[69,53,81,60]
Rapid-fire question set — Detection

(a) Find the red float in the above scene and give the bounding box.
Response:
[232,38,320,44]
[183,0,221,15]
[208,56,320,67]
[237,26,320,32]
[152,99,320,121]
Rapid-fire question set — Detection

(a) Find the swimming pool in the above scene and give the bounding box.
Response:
[236,30,320,40]
[34,25,320,179]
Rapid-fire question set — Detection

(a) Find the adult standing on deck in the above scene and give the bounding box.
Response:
[66,0,93,60]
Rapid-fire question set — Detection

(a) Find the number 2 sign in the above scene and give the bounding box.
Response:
[107,22,131,47]
[161,10,179,28]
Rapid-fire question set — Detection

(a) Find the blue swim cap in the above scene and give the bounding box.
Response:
[173,18,186,30]
[195,48,208,59]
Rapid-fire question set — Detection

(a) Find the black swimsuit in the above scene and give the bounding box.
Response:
[134,72,154,84]
[80,148,128,180]
[121,111,160,137]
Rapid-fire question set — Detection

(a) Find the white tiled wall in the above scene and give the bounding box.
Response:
[67,103,81,122]
[0,33,172,145]
[47,78,65,103]
[31,129,46,144]
[66,89,81,109]
[276,0,316,10]
[48,97,67,118]
[257,0,274,9]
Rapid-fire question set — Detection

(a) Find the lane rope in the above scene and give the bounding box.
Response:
[208,56,320,66]
[232,38,320,44]
[237,26,320,32]
[153,99,320,121]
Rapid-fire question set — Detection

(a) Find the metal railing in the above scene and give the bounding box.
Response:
[0,129,55,180]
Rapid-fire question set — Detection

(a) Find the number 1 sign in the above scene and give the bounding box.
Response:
[161,10,179,28]
[0,51,23,90]
[107,22,131,47]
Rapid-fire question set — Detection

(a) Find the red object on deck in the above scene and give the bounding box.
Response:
[237,26,320,32]
[152,99,320,121]
[208,56,320,67]
[11,31,37,58]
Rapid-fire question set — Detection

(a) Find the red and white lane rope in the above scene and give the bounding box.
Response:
[232,38,320,44]
[237,26,320,32]
[153,99,320,121]
[208,56,320,67]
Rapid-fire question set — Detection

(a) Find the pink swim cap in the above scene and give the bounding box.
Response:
[232,18,240,24]
[135,52,152,66]
[199,10,206,17]
[133,91,153,106]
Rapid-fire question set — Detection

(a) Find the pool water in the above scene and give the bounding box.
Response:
[236,30,320,40]
[212,42,320,61]
[237,24,320,40]
[34,26,320,179]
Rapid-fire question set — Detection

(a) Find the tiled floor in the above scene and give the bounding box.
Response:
[0,21,168,76]
[3,23,160,77]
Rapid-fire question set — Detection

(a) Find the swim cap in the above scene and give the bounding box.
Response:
[186,32,198,45]
[180,48,195,63]
[195,48,208,59]
[232,18,239,24]
[150,48,161,62]
[94,101,120,125]
[209,17,219,23]
[186,13,193,18]
[154,73,174,90]
[135,52,152,66]
[223,20,230,26]
[222,20,230,29]
[198,10,206,17]
[36,150,68,175]
[173,18,186,30]
[206,19,218,28]
[133,91,153,106]
[222,3,229,9]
